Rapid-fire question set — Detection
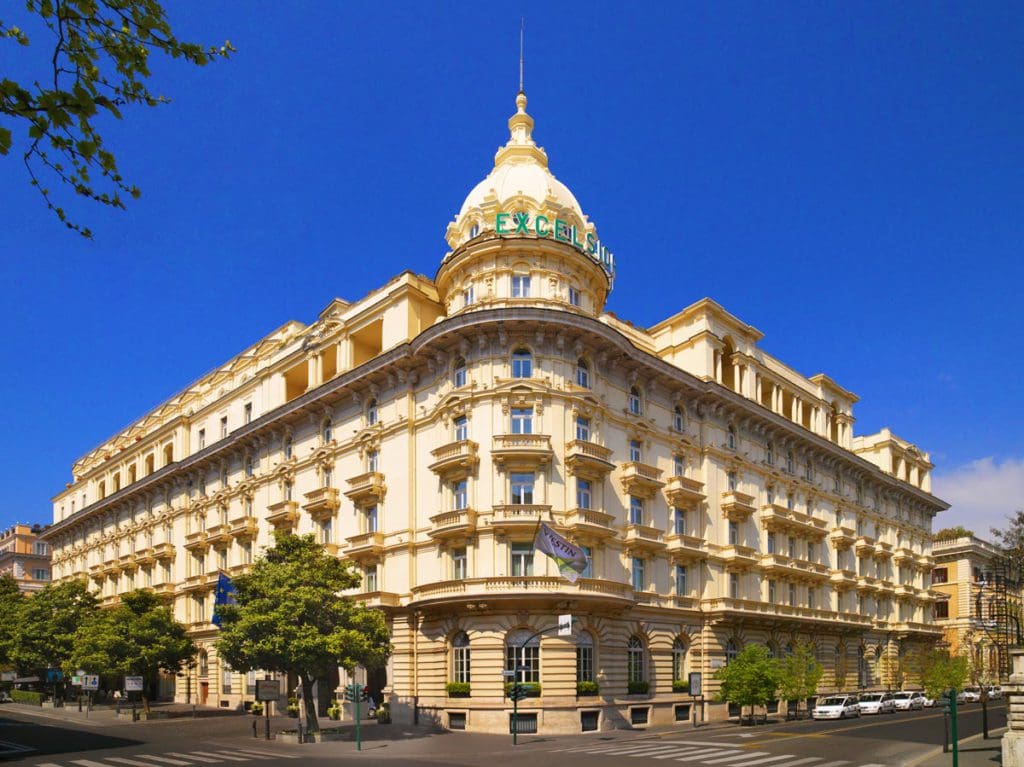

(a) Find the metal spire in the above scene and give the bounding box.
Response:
[519,17,525,93]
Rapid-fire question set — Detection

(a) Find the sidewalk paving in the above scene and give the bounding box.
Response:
[911,726,1005,767]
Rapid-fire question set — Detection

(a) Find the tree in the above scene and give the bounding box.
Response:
[714,644,780,725]
[0,573,25,668]
[215,533,392,733]
[67,589,194,711]
[920,650,970,701]
[776,642,823,718]
[991,510,1024,572]
[12,579,97,678]
[0,0,232,237]
[934,526,974,539]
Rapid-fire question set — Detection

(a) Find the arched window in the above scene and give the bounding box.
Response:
[766,442,775,466]
[453,357,467,388]
[511,348,532,378]
[627,636,646,683]
[727,425,737,450]
[366,399,378,426]
[321,418,333,444]
[505,628,540,683]
[725,639,739,665]
[451,631,471,684]
[576,631,595,683]
[283,435,293,460]
[628,387,642,415]
[199,649,209,677]
[576,358,590,388]
[672,638,687,682]
[673,406,685,432]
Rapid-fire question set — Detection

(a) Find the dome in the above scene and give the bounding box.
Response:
[445,92,596,251]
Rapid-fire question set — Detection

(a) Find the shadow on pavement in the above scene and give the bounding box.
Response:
[0,715,143,757]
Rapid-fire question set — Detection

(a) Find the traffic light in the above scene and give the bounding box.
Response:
[508,683,528,702]
[360,686,369,702]
[344,682,361,702]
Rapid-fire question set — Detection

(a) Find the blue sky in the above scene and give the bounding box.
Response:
[1,2,1021,535]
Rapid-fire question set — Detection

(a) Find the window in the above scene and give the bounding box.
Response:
[365,505,379,533]
[511,348,532,378]
[453,479,468,510]
[627,636,646,683]
[727,471,737,491]
[628,387,642,415]
[220,416,228,439]
[629,496,644,525]
[452,547,467,580]
[364,564,378,592]
[245,456,254,477]
[932,568,948,584]
[366,450,378,473]
[728,521,738,545]
[576,359,590,388]
[729,572,740,598]
[808,588,816,610]
[767,531,776,554]
[453,358,467,388]
[321,419,332,443]
[788,583,797,606]
[510,473,534,505]
[366,399,378,426]
[673,406,685,432]
[631,557,646,590]
[766,442,775,465]
[222,667,232,695]
[199,650,209,676]
[576,632,595,682]
[320,519,332,544]
[767,486,775,505]
[579,545,593,578]
[768,579,777,603]
[453,416,468,441]
[673,454,685,477]
[511,543,534,576]
[675,564,687,595]
[505,629,539,683]
[726,640,739,665]
[196,595,207,623]
[217,547,227,570]
[198,429,206,450]
[244,402,252,425]
[452,632,471,683]
[934,601,949,619]
[511,407,533,434]
[575,416,590,441]
[672,638,687,682]
[672,507,687,536]
[33,542,49,556]
[788,537,797,559]
[576,479,592,510]
[786,451,795,474]
[32,569,49,581]
[322,466,333,488]
[242,541,252,565]
[629,439,642,462]
[727,425,737,450]
[569,286,581,306]
[511,275,531,298]
[284,481,293,501]
[283,435,293,459]
[807,542,815,562]
[463,285,475,306]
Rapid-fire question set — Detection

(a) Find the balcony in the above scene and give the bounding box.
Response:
[206,524,232,548]
[344,472,387,504]
[359,591,402,609]
[623,524,666,554]
[877,578,896,593]
[304,487,341,521]
[428,440,480,477]
[829,569,858,589]
[665,533,707,562]
[408,576,635,609]
[720,491,756,522]
[487,504,556,533]
[427,509,478,541]
[856,575,880,593]
[149,583,175,598]
[873,542,893,561]
[183,531,209,552]
[563,508,616,539]
[664,475,706,507]
[757,505,828,539]
[153,542,176,561]
[180,573,217,593]
[118,553,138,572]
[345,531,384,561]
[619,462,665,498]
[702,597,874,628]
[894,584,916,600]
[829,527,857,549]
[758,554,830,583]
[718,544,759,570]
[891,621,943,637]
[916,554,935,571]
[134,547,155,566]
[854,536,876,557]
[88,563,105,582]
[564,440,615,478]
[266,500,300,529]
[228,516,258,540]
[491,434,554,468]
[893,547,916,566]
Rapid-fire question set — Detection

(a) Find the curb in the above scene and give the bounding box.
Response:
[903,726,1007,767]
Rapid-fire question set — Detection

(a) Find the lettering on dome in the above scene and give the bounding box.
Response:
[494,212,616,283]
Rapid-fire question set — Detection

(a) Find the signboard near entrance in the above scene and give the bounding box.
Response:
[125,676,144,692]
[82,675,100,691]
[688,672,703,697]
[255,679,280,702]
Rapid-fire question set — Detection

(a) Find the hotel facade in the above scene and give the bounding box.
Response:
[45,91,948,733]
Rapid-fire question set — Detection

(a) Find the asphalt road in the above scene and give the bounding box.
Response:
[0,701,1007,767]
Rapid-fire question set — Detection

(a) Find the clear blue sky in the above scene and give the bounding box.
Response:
[1,2,1021,535]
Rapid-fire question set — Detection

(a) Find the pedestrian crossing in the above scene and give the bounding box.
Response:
[30,747,299,767]
[547,739,892,767]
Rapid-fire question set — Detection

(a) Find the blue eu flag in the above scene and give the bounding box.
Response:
[212,571,236,627]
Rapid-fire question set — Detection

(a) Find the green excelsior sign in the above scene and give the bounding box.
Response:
[494,212,616,283]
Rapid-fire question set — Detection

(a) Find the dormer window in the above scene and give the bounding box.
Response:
[453,357,467,388]
[469,223,480,239]
[366,399,378,426]
[628,387,642,415]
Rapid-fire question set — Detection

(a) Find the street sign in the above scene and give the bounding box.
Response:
[558,613,573,636]
[255,679,279,702]
[124,676,143,692]
[75,669,85,677]
[501,670,515,678]
[515,665,531,672]
[689,672,703,697]
[71,675,82,686]
[82,675,99,691]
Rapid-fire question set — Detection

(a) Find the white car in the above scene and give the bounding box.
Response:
[987,686,1003,700]
[892,691,925,711]
[958,687,982,703]
[858,692,896,714]
[813,695,861,720]
[922,695,936,708]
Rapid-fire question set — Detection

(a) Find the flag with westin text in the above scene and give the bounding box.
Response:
[212,571,236,627]
[534,523,589,583]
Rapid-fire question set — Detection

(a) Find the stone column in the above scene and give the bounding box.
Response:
[1004,648,1024,766]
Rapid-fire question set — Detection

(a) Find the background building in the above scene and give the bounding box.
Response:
[44,91,948,732]
[0,523,52,593]
[932,531,1022,682]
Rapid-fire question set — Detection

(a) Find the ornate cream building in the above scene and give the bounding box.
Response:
[45,90,948,733]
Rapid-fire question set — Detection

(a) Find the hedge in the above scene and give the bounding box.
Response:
[12,689,44,705]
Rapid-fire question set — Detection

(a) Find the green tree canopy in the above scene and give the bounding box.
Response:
[714,644,780,724]
[67,589,194,710]
[215,533,392,732]
[920,650,970,701]
[0,573,25,668]
[1,0,232,237]
[934,526,975,540]
[12,578,97,678]
[776,642,823,715]
[991,510,1024,572]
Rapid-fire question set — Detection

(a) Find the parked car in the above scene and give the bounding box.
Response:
[987,686,1003,700]
[892,691,925,711]
[958,687,982,703]
[813,695,862,720]
[0,691,11,703]
[858,692,896,714]
[922,694,936,708]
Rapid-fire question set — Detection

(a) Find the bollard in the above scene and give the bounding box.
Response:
[264,715,271,740]
[297,722,305,744]
[252,718,258,738]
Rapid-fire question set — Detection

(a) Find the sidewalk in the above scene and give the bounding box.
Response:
[912,726,1005,767]
[0,700,246,727]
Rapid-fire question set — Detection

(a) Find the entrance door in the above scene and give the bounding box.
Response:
[199,681,209,705]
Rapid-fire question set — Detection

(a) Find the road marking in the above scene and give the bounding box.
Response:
[106,758,190,767]
[724,755,802,767]
[233,749,299,760]
[187,753,252,762]
[673,750,745,761]
[131,756,193,766]
[701,752,772,764]
[72,761,119,767]
[654,748,727,760]
[810,762,850,767]
[759,758,822,767]
[167,755,221,764]
[34,763,63,767]
[602,745,692,756]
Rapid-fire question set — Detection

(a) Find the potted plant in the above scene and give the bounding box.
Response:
[627,680,650,695]
[376,702,391,724]
[445,681,471,698]
[672,679,687,693]
[286,697,299,717]
[326,701,342,720]
[576,680,600,696]
[250,701,264,716]
[505,681,541,698]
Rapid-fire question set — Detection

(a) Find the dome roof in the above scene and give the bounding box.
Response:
[445,92,595,251]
